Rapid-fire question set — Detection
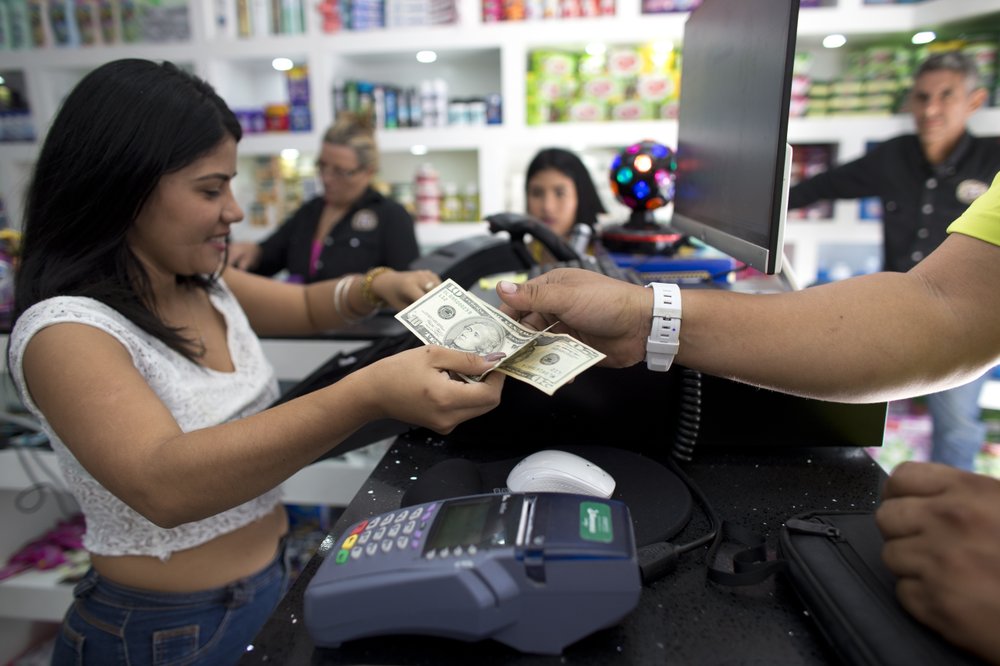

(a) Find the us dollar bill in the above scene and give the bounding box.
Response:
[394,279,605,395]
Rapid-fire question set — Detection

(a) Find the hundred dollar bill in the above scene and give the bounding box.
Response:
[394,279,605,395]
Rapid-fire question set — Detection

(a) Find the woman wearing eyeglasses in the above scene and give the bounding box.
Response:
[228,112,419,283]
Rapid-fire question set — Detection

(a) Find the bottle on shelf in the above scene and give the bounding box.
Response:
[462,183,480,222]
[440,182,463,222]
[415,162,441,223]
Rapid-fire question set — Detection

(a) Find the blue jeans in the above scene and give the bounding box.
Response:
[51,541,288,666]
[926,372,990,472]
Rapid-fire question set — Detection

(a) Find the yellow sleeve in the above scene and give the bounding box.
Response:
[947,171,1000,247]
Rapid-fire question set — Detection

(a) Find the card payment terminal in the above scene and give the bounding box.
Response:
[304,492,641,655]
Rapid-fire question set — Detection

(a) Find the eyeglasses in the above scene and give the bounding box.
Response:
[316,162,366,179]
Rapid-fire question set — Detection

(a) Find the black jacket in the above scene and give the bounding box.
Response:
[788,132,1000,272]
[253,188,419,282]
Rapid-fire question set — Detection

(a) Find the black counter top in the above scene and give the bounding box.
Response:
[243,435,886,665]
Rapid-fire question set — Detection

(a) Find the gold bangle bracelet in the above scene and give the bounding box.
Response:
[361,266,391,307]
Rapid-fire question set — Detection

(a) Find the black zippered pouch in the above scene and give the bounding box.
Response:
[778,510,984,666]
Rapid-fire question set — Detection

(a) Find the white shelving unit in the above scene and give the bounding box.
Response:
[2,0,998,281]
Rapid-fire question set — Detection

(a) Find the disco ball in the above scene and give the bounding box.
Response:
[609,140,676,211]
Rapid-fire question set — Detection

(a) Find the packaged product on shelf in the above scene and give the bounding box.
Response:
[407,86,422,127]
[429,0,458,24]
[48,0,79,46]
[415,163,441,223]
[289,105,311,132]
[118,0,140,41]
[568,100,606,122]
[385,0,456,27]
[135,0,190,42]
[636,73,675,107]
[332,79,347,118]
[0,7,9,50]
[287,65,310,105]
[467,99,487,125]
[349,0,384,31]
[963,38,997,107]
[463,183,479,221]
[316,0,340,32]
[789,51,811,118]
[447,100,469,125]
[384,87,400,128]
[264,103,290,131]
[806,80,830,117]
[391,182,416,216]
[611,100,646,121]
[641,0,699,14]
[5,1,27,48]
[527,41,680,124]
[234,0,251,36]
[607,47,642,79]
[434,78,448,126]
[440,182,462,222]
[211,0,235,38]
[27,0,46,47]
[580,76,622,104]
[418,79,439,127]
[234,109,261,134]
[0,109,37,142]
[286,66,312,130]
[559,0,581,18]
[397,87,412,127]
[531,77,575,123]
[531,50,577,78]
[485,92,502,124]
[74,0,100,45]
[787,144,835,221]
[481,0,502,22]
[357,80,375,119]
[249,201,269,227]
[279,0,304,33]
[373,84,385,128]
[249,0,269,35]
[96,0,118,42]
[502,0,524,21]
[523,0,542,20]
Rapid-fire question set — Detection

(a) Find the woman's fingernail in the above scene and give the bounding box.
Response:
[498,281,517,294]
[483,352,506,362]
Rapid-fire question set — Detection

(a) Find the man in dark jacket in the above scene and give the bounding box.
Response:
[788,51,1000,471]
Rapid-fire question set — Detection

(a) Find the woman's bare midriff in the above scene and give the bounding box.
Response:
[90,504,289,592]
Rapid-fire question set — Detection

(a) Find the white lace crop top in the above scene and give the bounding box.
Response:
[8,280,283,560]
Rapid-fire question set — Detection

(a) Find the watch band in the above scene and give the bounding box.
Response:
[646,282,681,372]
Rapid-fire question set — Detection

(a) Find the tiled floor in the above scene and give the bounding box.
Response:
[866,398,1000,478]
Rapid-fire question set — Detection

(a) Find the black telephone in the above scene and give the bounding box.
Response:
[409,213,583,289]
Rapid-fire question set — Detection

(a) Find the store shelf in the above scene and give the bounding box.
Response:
[1,2,996,281]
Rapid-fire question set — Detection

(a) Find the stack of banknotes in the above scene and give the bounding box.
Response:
[395,279,606,395]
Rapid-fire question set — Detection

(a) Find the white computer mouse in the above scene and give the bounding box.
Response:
[506,449,616,499]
